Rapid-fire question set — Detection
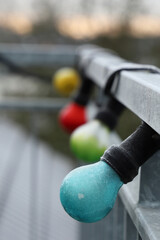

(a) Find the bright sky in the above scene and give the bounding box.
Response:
[0,0,160,20]
[1,0,160,38]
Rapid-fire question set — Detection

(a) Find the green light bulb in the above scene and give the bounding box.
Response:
[70,120,118,163]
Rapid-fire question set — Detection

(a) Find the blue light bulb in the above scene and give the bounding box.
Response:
[60,161,123,223]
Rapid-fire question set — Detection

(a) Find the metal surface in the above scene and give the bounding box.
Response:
[78,45,160,240]
[139,151,160,204]
[78,45,160,134]
[0,118,80,240]
[0,44,160,240]
[123,211,138,240]
[0,97,68,111]
[113,71,160,134]
[0,44,77,67]
[119,168,160,240]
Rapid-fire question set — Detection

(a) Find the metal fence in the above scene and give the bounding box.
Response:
[0,44,159,240]
[0,97,82,240]
[78,45,160,240]
[0,44,80,240]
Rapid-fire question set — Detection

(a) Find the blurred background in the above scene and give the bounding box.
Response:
[0,0,160,142]
[0,1,159,239]
[1,0,160,64]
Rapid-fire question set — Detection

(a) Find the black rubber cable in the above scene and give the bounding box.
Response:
[0,54,51,82]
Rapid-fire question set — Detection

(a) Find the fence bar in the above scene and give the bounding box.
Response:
[78,45,160,134]
[0,44,77,67]
[139,151,160,204]
[113,197,125,240]
[0,97,68,111]
[1,44,160,240]
[123,211,138,240]
[119,173,160,240]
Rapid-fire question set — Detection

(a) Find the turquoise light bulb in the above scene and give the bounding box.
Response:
[60,161,123,223]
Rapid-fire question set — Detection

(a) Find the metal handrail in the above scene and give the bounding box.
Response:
[0,97,68,111]
[77,44,160,240]
[77,45,160,134]
[0,44,160,240]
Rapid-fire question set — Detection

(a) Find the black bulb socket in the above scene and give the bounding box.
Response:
[94,97,125,130]
[73,70,94,106]
[101,122,160,183]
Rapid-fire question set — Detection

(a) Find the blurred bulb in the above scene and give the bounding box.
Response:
[60,161,123,223]
[70,120,111,163]
[59,102,87,133]
[53,68,80,96]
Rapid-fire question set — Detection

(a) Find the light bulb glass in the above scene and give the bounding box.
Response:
[53,68,80,96]
[59,102,87,133]
[60,161,123,223]
[70,120,110,163]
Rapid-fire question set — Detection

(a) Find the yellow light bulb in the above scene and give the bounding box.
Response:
[53,68,80,96]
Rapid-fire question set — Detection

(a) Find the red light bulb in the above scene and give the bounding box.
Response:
[59,102,87,133]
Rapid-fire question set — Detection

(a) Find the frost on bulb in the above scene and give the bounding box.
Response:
[60,161,123,223]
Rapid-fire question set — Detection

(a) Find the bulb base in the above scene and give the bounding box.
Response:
[101,122,160,183]
[94,97,124,130]
[73,73,94,106]
[101,145,139,183]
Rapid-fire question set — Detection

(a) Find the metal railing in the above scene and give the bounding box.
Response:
[0,96,81,240]
[0,44,159,240]
[77,45,160,240]
[0,43,76,67]
[0,44,79,240]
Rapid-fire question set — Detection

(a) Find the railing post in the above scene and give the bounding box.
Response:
[123,211,139,240]
[139,150,160,204]
[112,197,125,240]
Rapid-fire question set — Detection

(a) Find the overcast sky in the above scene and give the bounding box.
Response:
[0,0,160,20]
